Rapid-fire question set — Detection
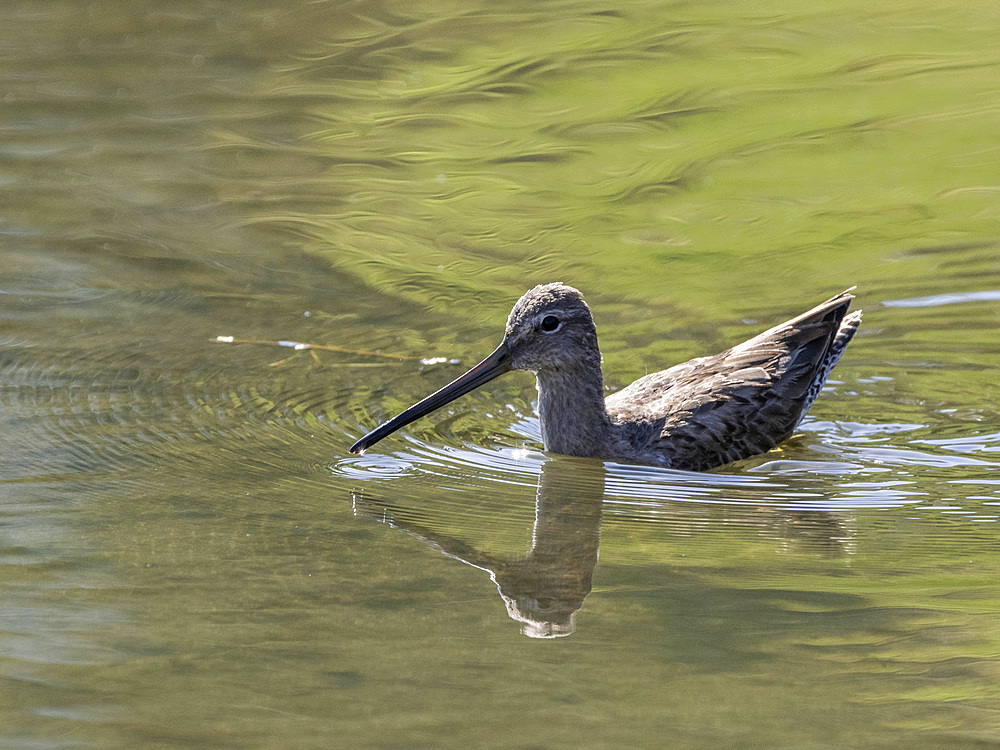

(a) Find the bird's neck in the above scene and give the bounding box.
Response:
[534,360,611,458]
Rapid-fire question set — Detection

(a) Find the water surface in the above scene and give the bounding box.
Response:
[2,0,1000,747]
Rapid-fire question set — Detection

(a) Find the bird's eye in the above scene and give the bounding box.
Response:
[540,315,561,332]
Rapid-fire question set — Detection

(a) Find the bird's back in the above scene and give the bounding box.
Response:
[605,289,861,470]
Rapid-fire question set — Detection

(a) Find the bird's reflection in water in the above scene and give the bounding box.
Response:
[495,457,604,637]
[771,510,856,557]
[353,456,604,638]
[352,458,856,639]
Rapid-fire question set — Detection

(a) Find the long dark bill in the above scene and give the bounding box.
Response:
[349,342,512,454]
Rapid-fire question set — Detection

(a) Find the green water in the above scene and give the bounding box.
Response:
[2,0,1000,747]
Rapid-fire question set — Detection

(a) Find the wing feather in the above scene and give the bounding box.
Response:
[605,290,858,470]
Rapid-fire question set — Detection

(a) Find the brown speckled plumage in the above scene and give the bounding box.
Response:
[351,284,861,471]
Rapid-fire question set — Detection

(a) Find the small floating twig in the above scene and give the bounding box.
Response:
[211,335,460,366]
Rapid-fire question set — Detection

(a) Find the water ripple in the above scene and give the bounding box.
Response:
[883,290,1000,308]
[333,410,1000,523]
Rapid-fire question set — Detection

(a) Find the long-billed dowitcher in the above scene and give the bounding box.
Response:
[350,284,861,470]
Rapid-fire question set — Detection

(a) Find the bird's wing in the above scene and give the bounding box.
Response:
[606,289,858,470]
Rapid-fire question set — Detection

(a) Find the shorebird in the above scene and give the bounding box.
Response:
[350,284,861,470]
